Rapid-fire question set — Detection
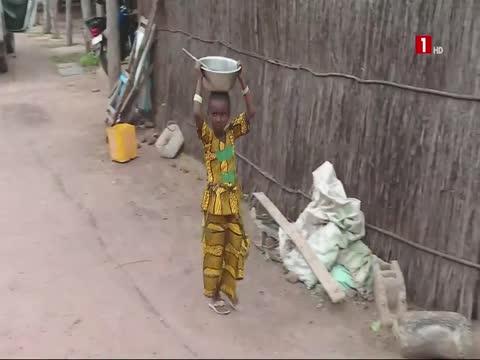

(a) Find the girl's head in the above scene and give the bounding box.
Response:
[208,92,230,134]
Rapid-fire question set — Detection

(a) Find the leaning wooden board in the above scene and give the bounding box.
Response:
[252,192,346,303]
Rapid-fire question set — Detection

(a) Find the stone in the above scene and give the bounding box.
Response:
[148,135,158,145]
[393,311,473,359]
[57,62,84,77]
[263,236,278,250]
[285,272,300,284]
[267,248,282,263]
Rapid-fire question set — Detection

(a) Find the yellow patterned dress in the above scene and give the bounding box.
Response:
[198,113,251,303]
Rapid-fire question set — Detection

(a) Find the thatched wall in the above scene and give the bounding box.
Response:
[138,0,480,319]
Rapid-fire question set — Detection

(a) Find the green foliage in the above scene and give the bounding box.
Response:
[79,52,100,67]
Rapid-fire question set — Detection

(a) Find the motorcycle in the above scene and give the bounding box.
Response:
[85,0,137,75]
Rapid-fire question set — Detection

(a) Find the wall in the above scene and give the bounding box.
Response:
[139,0,480,319]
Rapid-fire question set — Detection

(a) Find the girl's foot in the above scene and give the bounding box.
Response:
[225,297,240,311]
[208,299,231,315]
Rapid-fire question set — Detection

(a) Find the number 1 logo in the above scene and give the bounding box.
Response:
[416,35,432,54]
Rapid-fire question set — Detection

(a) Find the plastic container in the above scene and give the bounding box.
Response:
[155,122,184,159]
[106,123,137,163]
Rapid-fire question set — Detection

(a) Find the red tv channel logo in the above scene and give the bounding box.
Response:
[416,35,443,55]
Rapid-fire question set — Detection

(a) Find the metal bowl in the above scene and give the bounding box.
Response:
[199,56,240,92]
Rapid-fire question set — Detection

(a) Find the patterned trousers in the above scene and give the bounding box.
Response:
[202,213,250,303]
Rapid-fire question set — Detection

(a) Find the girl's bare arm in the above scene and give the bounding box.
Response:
[193,64,206,131]
[238,66,256,121]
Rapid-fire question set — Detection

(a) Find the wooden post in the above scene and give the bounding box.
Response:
[106,0,121,89]
[80,0,92,19]
[80,0,92,52]
[65,0,73,46]
[29,0,39,28]
[51,0,59,38]
[43,0,51,34]
[96,2,104,17]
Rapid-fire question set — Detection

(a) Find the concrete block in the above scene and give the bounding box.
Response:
[373,258,407,327]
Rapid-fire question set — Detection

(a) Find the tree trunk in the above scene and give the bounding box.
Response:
[43,0,52,34]
[65,0,73,46]
[80,0,92,52]
[51,0,59,38]
[106,0,121,89]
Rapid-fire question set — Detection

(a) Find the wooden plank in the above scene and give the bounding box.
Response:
[252,192,345,303]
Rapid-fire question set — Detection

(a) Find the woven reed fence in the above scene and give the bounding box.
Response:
[138,0,480,319]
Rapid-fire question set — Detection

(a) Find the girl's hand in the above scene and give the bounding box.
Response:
[194,61,203,78]
[237,61,246,90]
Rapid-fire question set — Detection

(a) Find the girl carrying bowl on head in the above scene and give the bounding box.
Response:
[192,60,256,315]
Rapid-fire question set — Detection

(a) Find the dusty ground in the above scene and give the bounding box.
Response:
[0,31,474,359]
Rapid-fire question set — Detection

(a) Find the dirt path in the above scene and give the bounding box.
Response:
[0,34,404,359]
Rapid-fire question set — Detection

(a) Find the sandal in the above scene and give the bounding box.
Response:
[225,297,239,311]
[208,300,231,315]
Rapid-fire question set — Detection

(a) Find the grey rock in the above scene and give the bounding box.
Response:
[285,272,300,284]
[393,311,473,359]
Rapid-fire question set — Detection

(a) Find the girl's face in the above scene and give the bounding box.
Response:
[208,98,230,134]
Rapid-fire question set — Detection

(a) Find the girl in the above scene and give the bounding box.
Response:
[192,61,256,315]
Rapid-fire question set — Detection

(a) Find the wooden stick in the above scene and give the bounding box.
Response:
[113,22,156,121]
[116,65,153,123]
[113,32,155,121]
[252,192,346,303]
